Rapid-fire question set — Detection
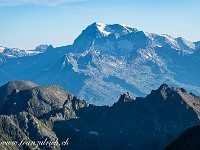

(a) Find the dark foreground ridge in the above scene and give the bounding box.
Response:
[165,125,200,150]
[0,80,200,150]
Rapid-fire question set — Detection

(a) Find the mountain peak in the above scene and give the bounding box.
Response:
[94,22,111,36]
[0,44,49,59]
[35,44,49,52]
[0,80,38,111]
[73,22,198,55]
[0,46,5,53]
[89,22,138,37]
[158,83,169,90]
[117,92,134,103]
[1,80,37,93]
[176,37,196,50]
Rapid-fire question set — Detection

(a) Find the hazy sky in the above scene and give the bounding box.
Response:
[0,0,199,49]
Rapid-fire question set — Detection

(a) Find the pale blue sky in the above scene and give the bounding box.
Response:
[0,0,199,49]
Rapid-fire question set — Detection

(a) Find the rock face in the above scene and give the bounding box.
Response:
[0,23,200,105]
[0,81,200,149]
[0,80,37,111]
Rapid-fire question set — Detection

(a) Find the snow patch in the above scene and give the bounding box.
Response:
[89,131,99,135]
[75,129,79,132]
[120,24,137,32]
[176,37,196,50]
[160,34,180,49]
[96,23,111,36]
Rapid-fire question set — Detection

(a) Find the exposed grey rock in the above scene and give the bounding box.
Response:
[0,81,200,150]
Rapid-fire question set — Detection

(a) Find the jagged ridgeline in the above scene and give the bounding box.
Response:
[0,23,200,105]
[0,80,200,150]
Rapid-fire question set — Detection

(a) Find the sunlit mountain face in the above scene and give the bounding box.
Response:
[0,23,200,105]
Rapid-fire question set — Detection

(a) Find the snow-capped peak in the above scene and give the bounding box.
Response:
[176,37,196,50]
[159,34,180,49]
[0,46,5,53]
[94,22,138,37]
[95,23,111,36]
[0,44,49,59]
[93,23,195,51]
[120,24,134,28]
[73,22,197,55]
[119,24,138,32]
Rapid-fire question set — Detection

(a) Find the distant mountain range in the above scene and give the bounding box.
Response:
[0,81,200,150]
[0,44,49,61]
[0,23,200,105]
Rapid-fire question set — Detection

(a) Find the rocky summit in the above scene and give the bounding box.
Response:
[0,80,200,150]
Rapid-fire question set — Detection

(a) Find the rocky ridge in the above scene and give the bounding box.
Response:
[0,81,200,149]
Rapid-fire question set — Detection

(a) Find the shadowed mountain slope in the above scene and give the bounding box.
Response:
[0,81,200,149]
